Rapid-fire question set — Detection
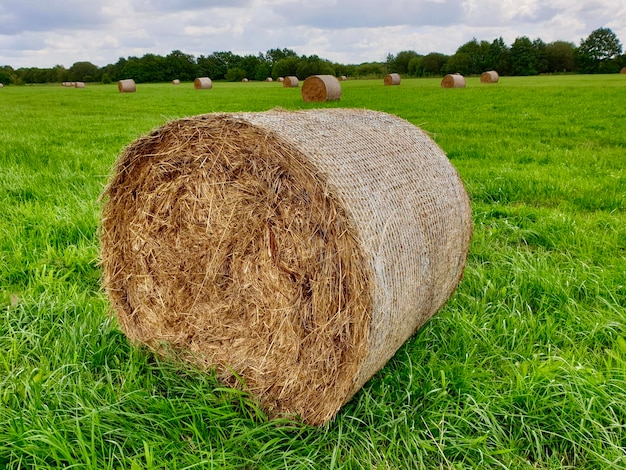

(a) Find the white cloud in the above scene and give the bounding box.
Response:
[0,0,624,68]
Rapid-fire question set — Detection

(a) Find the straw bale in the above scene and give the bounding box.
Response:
[278,77,284,82]
[283,76,299,88]
[100,108,472,425]
[621,67,626,74]
[242,78,249,82]
[301,75,342,102]
[75,82,85,88]
[384,73,401,86]
[172,79,181,85]
[480,71,499,83]
[441,74,466,88]
[266,77,273,82]
[118,79,136,93]
[340,75,347,81]
[194,77,212,89]
[0,83,4,88]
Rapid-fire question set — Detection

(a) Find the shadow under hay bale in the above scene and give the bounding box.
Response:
[118,79,136,93]
[302,75,341,102]
[480,71,499,83]
[441,74,466,88]
[384,73,401,86]
[194,77,212,89]
[100,108,472,425]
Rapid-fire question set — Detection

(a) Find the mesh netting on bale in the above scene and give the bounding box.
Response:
[100,108,472,425]
[480,71,499,83]
[283,76,299,88]
[384,73,401,86]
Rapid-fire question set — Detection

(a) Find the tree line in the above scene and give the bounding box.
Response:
[0,28,623,86]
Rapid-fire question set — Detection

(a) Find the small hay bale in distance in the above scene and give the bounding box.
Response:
[384,73,401,86]
[266,77,273,82]
[277,77,284,82]
[194,77,212,89]
[0,83,4,88]
[441,73,466,88]
[301,75,342,102]
[75,82,85,88]
[242,78,249,82]
[340,75,347,81]
[283,76,299,88]
[621,67,626,74]
[100,108,472,425]
[172,79,181,85]
[118,79,136,93]
[480,70,499,83]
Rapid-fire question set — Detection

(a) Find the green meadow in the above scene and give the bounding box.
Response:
[1,75,625,469]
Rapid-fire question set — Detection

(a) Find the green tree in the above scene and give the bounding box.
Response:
[164,50,196,81]
[387,50,420,74]
[455,38,490,74]
[69,61,98,81]
[421,53,448,76]
[510,36,537,75]
[295,55,335,79]
[0,66,15,85]
[486,37,510,75]
[445,52,472,75]
[272,57,300,78]
[545,41,576,73]
[577,27,623,73]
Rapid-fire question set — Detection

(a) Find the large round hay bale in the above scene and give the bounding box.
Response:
[302,75,342,102]
[621,67,626,74]
[283,76,299,88]
[194,77,212,89]
[0,83,3,88]
[480,71,499,83]
[384,73,401,86]
[441,74,466,88]
[100,108,472,425]
[118,79,136,93]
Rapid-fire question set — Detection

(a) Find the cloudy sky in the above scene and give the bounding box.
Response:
[1,0,624,68]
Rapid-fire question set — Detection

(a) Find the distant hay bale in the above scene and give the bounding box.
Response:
[301,75,342,102]
[283,76,299,88]
[100,108,472,425]
[621,67,626,74]
[242,78,249,82]
[441,74,466,88]
[340,75,347,81]
[480,71,499,83]
[266,77,273,82]
[118,79,136,93]
[194,77,212,89]
[384,73,401,86]
[75,82,85,88]
[0,83,3,88]
[277,77,284,82]
[172,79,181,85]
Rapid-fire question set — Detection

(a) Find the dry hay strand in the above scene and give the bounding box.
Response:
[302,75,342,102]
[441,74,466,88]
[118,79,136,93]
[194,77,213,89]
[100,108,472,425]
[283,76,299,88]
[172,79,181,85]
[621,67,626,74]
[384,73,401,86]
[480,71,499,83]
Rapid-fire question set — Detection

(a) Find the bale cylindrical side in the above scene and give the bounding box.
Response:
[301,75,342,102]
[194,77,212,89]
[277,77,284,82]
[384,73,401,86]
[100,108,472,425]
[242,78,249,82]
[283,76,299,88]
[172,79,181,85]
[340,75,347,81]
[0,83,4,88]
[118,79,136,93]
[441,74,466,88]
[266,77,273,82]
[75,82,85,88]
[480,71,499,83]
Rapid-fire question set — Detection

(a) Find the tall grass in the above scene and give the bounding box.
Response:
[1,76,625,468]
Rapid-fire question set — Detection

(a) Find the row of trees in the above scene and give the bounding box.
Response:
[1,28,623,86]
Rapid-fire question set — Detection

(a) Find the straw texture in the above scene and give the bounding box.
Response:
[100,108,472,425]
[118,79,136,93]
[283,76,299,88]
[480,71,499,83]
[302,75,342,102]
[194,77,212,89]
[384,73,401,86]
[441,74,466,88]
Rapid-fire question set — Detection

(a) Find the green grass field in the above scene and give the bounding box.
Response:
[1,75,625,469]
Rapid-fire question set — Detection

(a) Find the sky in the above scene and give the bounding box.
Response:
[1,0,625,69]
